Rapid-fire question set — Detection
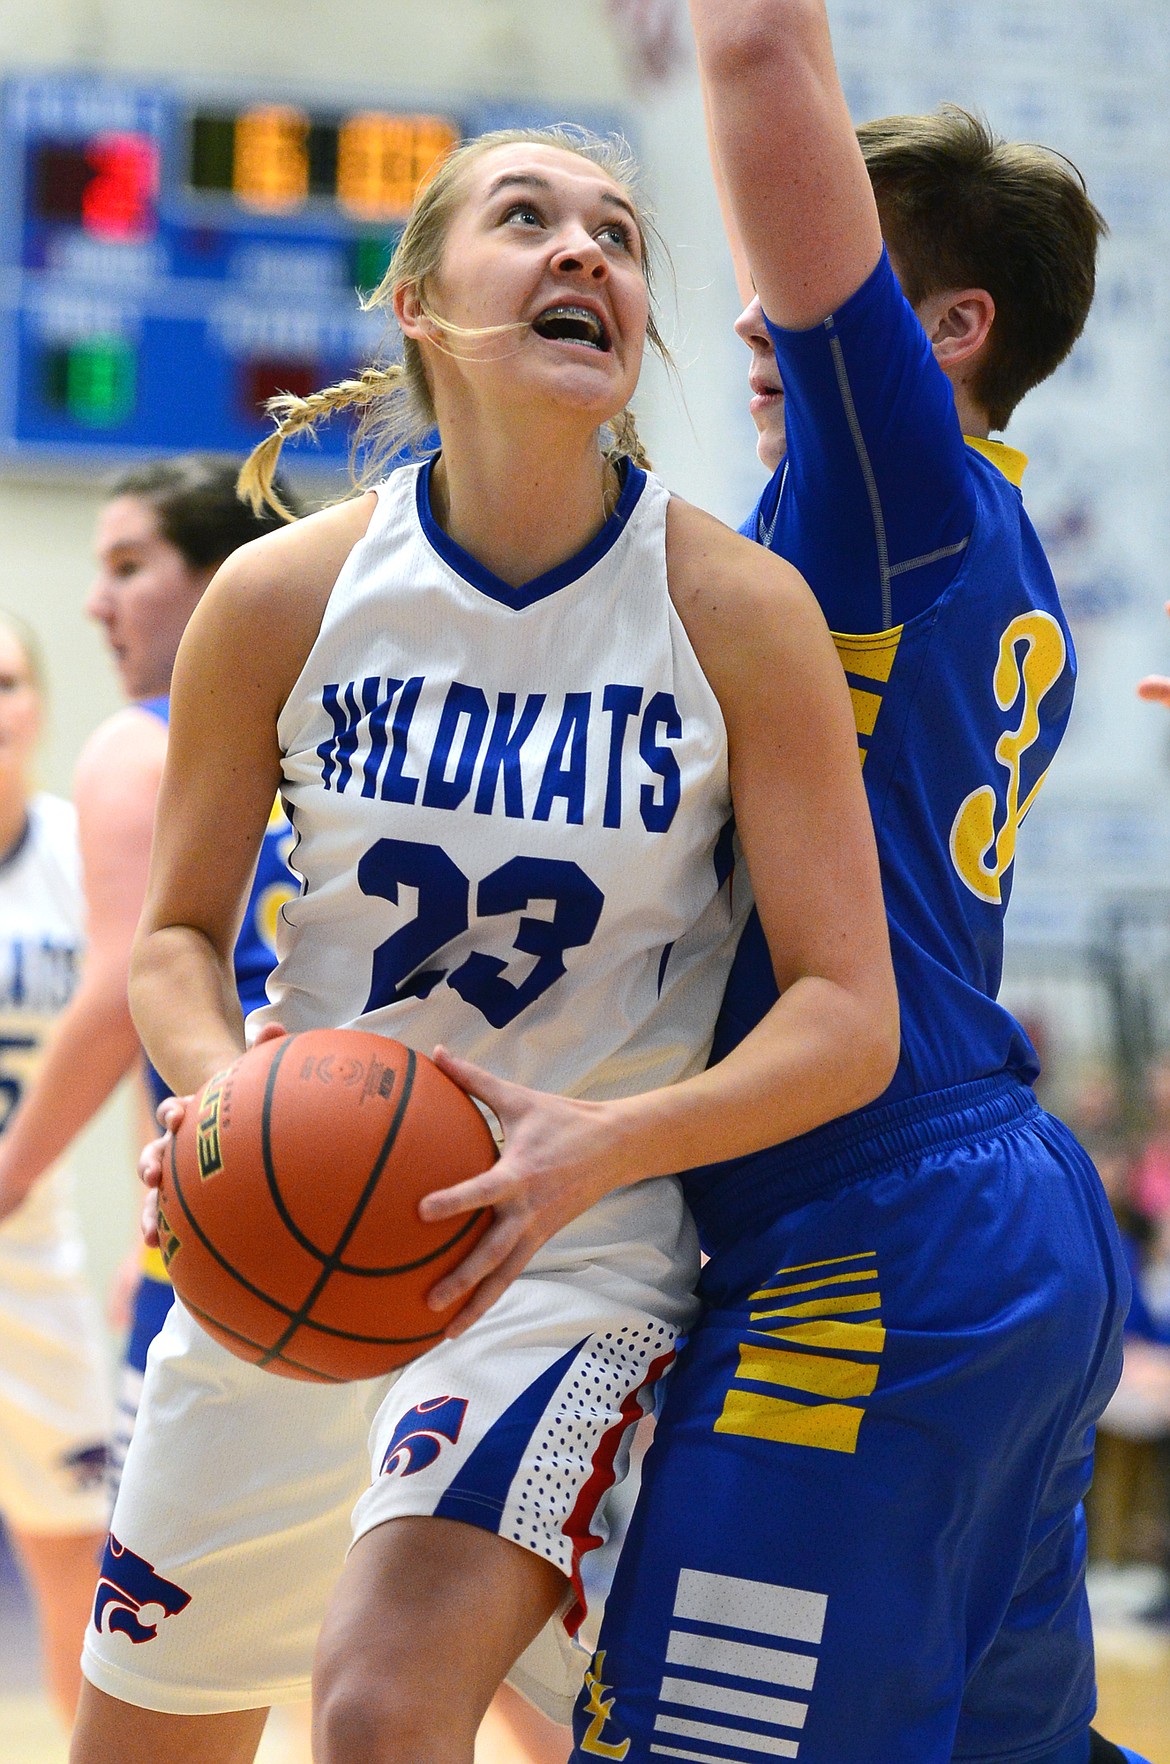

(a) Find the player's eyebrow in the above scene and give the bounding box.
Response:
[485,171,639,230]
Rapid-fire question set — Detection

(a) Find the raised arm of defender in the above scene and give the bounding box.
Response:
[690,0,883,327]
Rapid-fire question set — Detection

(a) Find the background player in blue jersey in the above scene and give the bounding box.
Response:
[556,6,1148,1763]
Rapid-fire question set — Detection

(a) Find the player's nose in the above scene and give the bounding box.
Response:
[84,576,113,623]
[734,295,770,349]
[551,224,608,280]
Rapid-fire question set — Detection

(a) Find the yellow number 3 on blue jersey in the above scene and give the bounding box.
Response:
[950,612,1067,905]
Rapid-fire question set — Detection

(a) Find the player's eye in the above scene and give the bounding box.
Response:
[0,674,24,693]
[502,202,543,229]
[599,220,636,253]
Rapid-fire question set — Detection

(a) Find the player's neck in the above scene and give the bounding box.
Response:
[430,418,620,590]
[944,369,990,441]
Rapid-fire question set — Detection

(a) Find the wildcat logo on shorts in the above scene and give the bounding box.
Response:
[92,1534,191,1643]
[61,1440,108,1492]
[380,1396,468,1477]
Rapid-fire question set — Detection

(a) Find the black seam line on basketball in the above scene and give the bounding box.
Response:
[261,1047,424,1367]
[259,1045,418,1364]
[169,1128,317,1324]
[180,1294,345,1384]
[166,1141,453,1348]
[257,1036,484,1276]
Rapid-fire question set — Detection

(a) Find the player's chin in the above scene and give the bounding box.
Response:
[756,418,786,476]
[528,340,633,404]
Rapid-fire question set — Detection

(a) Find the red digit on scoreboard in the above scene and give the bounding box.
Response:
[81,133,160,243]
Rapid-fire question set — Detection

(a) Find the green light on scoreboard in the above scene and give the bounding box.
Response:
[43,336,137,428]
[353,234,397,296]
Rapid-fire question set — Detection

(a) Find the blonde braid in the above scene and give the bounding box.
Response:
[605,407,653,472]
[238,366,406,518]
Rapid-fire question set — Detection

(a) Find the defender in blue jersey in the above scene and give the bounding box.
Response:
[569,6,1145,1763]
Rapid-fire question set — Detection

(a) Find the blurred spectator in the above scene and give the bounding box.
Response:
[1090,1060,1170,1614]
[1131,1051,1170,1224]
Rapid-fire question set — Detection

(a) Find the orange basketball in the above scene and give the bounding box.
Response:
[157,1029,495,1383]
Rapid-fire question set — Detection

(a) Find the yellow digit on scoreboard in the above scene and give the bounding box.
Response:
[233,105,310,213]
[337,112,459,220]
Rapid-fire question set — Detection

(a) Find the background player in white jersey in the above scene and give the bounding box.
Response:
[0,613,109,1721]
[75,126,898,1763]
[0,459,298,1460]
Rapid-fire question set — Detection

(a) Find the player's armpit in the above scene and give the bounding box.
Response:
[690,0,883,328]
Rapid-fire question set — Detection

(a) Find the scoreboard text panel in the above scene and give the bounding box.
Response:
[0,76,618,466]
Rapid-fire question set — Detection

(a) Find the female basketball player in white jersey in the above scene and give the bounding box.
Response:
[0,615,110,1721]
[74,127,898,1764]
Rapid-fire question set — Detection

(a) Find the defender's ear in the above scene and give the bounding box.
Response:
[916,287,996,371]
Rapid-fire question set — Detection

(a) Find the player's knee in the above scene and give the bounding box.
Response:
[312,1670,402,1764]
[313,1650,474,1764]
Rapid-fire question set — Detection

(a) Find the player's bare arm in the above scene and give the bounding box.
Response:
[426,502,898,1329]
[690,0,883,326]
[664,495,899,1129]
[0,710,162,1220]
[129,494,377,1101]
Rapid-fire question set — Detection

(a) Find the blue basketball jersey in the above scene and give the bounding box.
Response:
[697,250,1074,1247]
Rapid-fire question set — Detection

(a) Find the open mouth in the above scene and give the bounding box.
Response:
[531,304,611,352]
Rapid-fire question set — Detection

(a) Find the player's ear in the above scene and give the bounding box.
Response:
[395,280,435,344]
[917,287,996,371]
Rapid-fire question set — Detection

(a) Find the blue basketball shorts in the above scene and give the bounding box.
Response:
[571,1077,1130,1764]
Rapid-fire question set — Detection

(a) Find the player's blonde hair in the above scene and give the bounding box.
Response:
[240,126,667,518]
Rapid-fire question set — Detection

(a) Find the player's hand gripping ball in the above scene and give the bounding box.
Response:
[157,1029,496,1381]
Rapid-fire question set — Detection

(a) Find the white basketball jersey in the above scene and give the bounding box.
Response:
[0,793,86,1247]
[264,461,744,1104]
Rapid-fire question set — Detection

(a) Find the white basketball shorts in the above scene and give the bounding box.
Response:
[0,1182,111,1535]
[81,1176,698,1720]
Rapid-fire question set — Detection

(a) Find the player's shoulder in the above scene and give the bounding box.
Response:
[666,495,846,730]
[666,495,822,651]
[75,704,168,797]
[214,491,379,603]
[190,491,380,692]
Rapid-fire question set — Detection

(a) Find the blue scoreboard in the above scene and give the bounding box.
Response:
[0,73,615,470]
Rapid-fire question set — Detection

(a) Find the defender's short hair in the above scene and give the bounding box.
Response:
[857,107,1107,431]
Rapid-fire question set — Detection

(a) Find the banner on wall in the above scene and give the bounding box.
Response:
[607,0,689,84]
